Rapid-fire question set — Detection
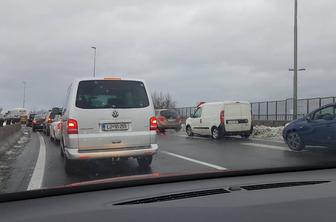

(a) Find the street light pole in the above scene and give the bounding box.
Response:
[91,46,96,77]
[22,81,26,108]
[293,0,298,120]
[290,0,307,120]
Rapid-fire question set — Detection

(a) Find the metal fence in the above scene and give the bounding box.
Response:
[174,96,336,121]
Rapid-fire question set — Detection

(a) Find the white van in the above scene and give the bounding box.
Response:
[60,77,158,173]
[186,101,253,139]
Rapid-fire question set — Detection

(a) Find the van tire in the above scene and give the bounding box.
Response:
[186,125,193,136]
[137,156,152,168]
[211,127,220,140]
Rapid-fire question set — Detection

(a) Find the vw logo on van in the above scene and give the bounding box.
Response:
[112,110,119,118]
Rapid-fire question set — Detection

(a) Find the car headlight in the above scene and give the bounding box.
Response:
[285,122,290,127]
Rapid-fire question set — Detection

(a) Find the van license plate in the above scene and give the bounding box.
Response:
[103,123,128,131]
[227,120,239,124]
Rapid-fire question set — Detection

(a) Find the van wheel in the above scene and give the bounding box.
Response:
[211,127,220,140]
[286,132,305,151]
[137,156,152,168]
[186,125,193,136]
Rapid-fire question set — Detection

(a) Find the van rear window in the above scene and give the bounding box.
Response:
[76,80,150,109]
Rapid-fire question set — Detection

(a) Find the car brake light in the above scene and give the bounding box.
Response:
[48,117,52,123]
[150,117,157,131]
[57,122,61,129]
[33,120,36,124]
[220,110,225,125]
[67,119,78,134]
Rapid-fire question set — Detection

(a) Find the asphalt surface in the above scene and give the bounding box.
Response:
[3,127,336,193]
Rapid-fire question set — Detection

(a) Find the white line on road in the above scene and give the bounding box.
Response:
[240,142,288,151]
[27,132,46,190]
[161,151,227,170]
[249,138,285,144]
[173,134,210,140]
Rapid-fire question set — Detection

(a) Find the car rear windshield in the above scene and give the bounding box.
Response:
[160,110,178,118]
[76,80,150,109]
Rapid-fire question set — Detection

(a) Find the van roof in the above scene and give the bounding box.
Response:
[72,77,146,84]
[201,101,250,106]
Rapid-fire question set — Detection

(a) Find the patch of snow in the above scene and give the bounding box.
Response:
[17,137,28,144]
[5,150,16,155]
[252,125,284,140]
[0,165,9,169]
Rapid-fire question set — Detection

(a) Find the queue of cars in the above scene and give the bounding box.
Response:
[23,77,336,173]
[26,78,159,173]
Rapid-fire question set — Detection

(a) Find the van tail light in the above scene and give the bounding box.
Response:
[57,122,61,129]
[150,117,157,131]
[67,119,78,134]
[48,118,52,123]
[220,110,225,125]
[158,116,166,122]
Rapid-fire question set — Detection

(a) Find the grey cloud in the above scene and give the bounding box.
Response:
[1,0,336,111]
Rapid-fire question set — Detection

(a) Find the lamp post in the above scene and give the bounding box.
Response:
[91,46,96,77]
[22,81,26,108]
[290,0,306,120]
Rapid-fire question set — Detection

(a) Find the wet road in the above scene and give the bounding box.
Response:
[4,127,336,192]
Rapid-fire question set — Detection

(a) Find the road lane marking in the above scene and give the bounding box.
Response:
[161,151,227,170]
[173,134,210,140]
[27,132,46,190]
[240,142,288,151]
[249,138,285,144]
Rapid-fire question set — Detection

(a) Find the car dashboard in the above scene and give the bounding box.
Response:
[2,168,336,222]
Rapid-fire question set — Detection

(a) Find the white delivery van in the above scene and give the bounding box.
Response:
[186,101,253,139]
[60,77,158,173]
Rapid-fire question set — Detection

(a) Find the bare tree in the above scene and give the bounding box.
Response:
[152,91,176,109]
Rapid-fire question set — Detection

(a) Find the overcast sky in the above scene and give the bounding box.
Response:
[1,0,335,111]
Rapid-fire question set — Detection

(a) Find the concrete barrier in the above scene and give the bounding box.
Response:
[0,124,22,156]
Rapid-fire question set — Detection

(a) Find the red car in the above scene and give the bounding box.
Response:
[32,114,45,132]
[155,109,182,132]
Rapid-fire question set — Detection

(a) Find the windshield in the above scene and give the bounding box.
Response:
[1,0,336,198]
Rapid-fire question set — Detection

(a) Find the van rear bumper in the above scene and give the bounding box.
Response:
[219,124,253,136]
[65,144,158,160]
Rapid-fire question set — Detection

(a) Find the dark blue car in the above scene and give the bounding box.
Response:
[283,103,336,151]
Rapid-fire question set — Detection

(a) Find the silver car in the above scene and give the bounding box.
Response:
[49,114,62,142]
[60,77,158,173]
